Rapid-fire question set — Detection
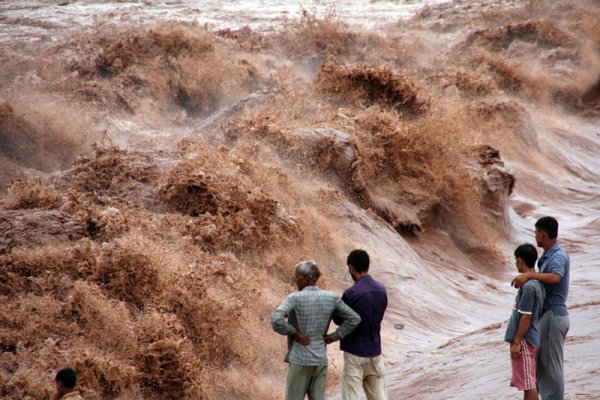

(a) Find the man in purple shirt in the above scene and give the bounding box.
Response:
[331,249,388,400]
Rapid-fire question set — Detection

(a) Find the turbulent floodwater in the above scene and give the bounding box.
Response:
[0,0,449,38]
[1,0,600,399]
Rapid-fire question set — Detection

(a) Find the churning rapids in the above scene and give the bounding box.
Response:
[1,0,599,399]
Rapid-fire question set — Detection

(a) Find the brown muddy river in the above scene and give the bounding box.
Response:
[1,0,599,399]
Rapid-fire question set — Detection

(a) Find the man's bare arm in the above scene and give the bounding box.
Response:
[512,271,561,288]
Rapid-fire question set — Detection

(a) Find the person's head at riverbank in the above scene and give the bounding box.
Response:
[535,216,559,251]
[514,243,538,274]
[346,249,370,282]
[294,259,320,290]
[512,216,571,400]
[54,367,83,400]
[271,260,361,400]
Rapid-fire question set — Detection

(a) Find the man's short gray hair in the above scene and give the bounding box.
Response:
[295,260,321,282]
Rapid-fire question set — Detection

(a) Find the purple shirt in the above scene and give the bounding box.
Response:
[334,275,388,357]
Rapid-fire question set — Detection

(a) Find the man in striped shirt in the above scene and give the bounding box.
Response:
[271,260,361,400]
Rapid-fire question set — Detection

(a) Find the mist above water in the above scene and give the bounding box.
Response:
[1,0,600,399]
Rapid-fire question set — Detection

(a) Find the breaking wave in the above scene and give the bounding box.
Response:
[1,0,600,398]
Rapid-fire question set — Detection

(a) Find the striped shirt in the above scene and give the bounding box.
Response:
[271,285,361,366]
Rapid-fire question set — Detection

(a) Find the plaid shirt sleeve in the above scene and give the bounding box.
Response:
[270,294,298,336]
[329,296,361,341]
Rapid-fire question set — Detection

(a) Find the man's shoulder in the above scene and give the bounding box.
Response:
[308,286,335,295]
[555,250,570,265]
[370,277,387,292]
[523,279,543,293]
[319,289,341,299]
[297,287,339,300]
[550,244,570,261]
[544,246,569,276]
[523,279,541,288]
[349,276,386,292]
[62,392,84,400]
[344,279,387,307]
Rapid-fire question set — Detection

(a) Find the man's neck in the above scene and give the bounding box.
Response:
[354,272,369,281]
[301,283,317,290]
[543,240,557,252]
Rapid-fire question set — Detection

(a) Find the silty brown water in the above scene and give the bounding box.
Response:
[1,0,599,399]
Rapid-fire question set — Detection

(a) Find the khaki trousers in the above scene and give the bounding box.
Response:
[285,363,328,400]
[342,352,387,400]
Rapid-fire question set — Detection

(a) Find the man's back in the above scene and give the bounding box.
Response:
[505,279,544,347]
[272,286,360,365]
[538,242,569,316]
[338,275,388,357]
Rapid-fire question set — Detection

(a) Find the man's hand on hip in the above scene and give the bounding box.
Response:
[294,331,310,346]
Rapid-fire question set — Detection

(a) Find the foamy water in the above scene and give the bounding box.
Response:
[1,0,599,399]
[0,0,449,41]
